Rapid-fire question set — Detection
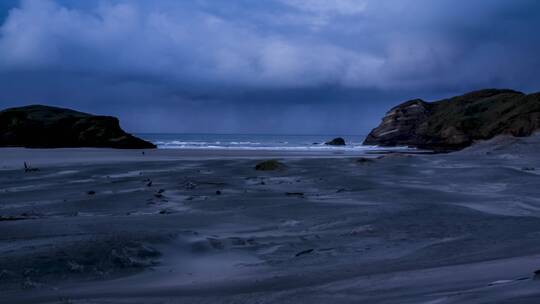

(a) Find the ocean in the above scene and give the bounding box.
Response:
[136,133,412,152]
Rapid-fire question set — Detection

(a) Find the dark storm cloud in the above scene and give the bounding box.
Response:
[0,0,539,134]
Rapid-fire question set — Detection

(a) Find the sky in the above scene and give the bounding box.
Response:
[0,0,539,135]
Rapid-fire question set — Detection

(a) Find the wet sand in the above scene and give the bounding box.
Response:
[2,136,540,303]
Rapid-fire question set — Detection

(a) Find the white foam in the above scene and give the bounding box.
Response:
[156,143,413,152]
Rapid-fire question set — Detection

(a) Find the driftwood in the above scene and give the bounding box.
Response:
[24,162,39,172]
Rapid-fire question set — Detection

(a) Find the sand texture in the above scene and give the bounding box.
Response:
[2,136,540,303]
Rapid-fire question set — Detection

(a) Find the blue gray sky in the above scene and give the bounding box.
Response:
[0,0,539,134]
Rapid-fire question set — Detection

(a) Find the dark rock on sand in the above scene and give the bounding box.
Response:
[325,137,346,146]
[286,192,304,197]
[0,105,156,149]
[255,160,286,171]
[364,89,540,151]
[355,157,375,164]
[295,248,314,257]
[0,215,28,221]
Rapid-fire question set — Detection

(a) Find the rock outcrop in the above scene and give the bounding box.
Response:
[325,137,346,146]
[0,105,156,149]
[255,160,286,171]
[364,89,540,151]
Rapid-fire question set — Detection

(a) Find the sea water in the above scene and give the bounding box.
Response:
[137,133,413,152]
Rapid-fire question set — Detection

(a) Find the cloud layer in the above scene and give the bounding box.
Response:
[0,0,539,133]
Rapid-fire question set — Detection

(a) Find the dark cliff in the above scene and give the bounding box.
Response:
[0,105,156,149]
[364,89,540,151]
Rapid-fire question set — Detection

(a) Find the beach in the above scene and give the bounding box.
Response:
[2,135,540,303]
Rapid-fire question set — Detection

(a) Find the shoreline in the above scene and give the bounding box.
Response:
[0,147,419,170]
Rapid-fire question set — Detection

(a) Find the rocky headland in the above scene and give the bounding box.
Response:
[0,105,156,149]
[364,89,540,151]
